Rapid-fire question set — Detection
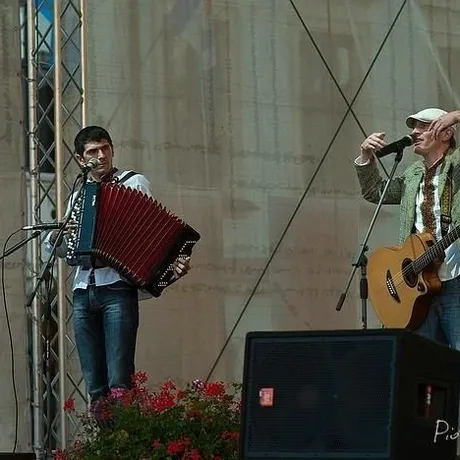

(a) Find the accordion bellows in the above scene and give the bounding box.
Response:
[66,182,200,296]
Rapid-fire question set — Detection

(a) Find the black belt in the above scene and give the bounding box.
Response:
[88,269,96,285]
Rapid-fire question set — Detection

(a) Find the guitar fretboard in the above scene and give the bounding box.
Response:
[412,224,460,274]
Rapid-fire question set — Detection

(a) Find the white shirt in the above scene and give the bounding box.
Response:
[44,170,154,292]
[355,157,460,282]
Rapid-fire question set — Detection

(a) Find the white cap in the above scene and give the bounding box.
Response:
[405,108,455,129]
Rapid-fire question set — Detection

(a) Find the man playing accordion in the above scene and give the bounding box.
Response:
[45,126,191,408]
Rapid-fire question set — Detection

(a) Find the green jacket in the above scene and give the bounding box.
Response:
[355,149,460,244]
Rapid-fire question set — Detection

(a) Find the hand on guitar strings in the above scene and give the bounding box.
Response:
[172,256,191,280]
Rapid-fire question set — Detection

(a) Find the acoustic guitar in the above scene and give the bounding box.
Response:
[367,226,460,330]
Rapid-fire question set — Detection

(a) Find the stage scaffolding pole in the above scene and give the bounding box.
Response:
[24,0,87,455]
[26,0,43,457]
[53,0,68,448]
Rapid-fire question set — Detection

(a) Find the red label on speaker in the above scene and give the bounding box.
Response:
[259,388,274,407]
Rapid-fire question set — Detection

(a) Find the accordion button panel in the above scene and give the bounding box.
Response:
[66,192,84,265]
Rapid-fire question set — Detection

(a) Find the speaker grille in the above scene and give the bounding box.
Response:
[243,335,396,457]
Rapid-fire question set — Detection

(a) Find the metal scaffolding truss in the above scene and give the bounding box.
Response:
[22,0,87,457]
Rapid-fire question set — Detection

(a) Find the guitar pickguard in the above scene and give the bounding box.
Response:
[385,269,401,303]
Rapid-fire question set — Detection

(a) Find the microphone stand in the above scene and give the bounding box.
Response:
[26,171,88,308]
[336,148,404,329]
[0,231,42,261]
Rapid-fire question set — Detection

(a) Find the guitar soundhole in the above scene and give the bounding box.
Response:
[402,258,417,287]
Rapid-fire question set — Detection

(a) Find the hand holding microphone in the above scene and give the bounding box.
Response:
[360,132,387,162]
[359,132,415,162]
[374,134,414,158]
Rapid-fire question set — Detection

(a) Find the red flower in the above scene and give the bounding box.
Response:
[166,438,190,455]
[147,391,176,412]
[185,448,201,459]
[143,380,181,413]
[161,379,176,391]
[122,391,133,407]
[58,373,241,459]
[204,382,226,398]
[63,398,74,412]
[131,370,148,386]
[54,448,67,459]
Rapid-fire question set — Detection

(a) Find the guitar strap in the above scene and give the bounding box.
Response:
[440,168,452,238]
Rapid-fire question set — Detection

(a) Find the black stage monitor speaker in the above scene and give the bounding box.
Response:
[240,328,460,460]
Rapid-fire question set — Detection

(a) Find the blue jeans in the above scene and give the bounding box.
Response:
[73,281,139,402]
[414,276,460,350]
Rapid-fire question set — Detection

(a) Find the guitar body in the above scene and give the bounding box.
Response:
[368,232,442,330]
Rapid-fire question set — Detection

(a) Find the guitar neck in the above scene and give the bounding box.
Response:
[414,224,460,273]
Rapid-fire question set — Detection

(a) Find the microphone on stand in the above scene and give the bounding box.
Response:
[22,222,64,231]
[23,161,99,232]
[81,157,100,173]
[375,134,415,158]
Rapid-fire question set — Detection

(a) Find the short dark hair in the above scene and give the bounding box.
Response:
[74,126,113,155]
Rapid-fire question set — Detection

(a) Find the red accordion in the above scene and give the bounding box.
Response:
[66,181,200,296]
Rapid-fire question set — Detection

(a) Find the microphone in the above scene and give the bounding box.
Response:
[22,222,64,231]
[375,134,415,158]
[81,157,99,172]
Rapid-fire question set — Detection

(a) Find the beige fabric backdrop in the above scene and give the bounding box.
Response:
[2,0,460,452]
[83,0,460,387]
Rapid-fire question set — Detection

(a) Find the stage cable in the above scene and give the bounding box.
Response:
[289,0,408,178]
[2,229,23,453]
[205,0,408,383]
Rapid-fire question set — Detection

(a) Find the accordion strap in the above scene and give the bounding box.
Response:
[116,170,139,184]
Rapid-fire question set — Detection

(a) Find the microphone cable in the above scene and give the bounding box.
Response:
[2,228,24,453]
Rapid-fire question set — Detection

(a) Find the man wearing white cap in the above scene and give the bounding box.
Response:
[355,108,460,349]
